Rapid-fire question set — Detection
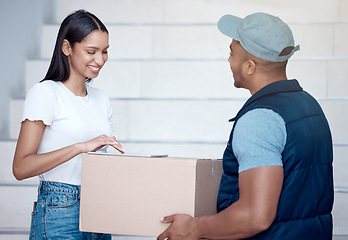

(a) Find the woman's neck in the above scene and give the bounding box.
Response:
[63,78,87,97]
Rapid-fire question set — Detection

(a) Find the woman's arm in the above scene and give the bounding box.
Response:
[13,119,124,181]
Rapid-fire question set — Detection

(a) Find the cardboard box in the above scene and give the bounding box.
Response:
[79,153,222,237]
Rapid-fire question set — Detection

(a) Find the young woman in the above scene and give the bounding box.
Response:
[13,9,124,239]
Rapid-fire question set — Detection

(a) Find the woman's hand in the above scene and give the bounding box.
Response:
[77,135,125,154]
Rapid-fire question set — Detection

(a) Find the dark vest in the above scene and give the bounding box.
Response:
[217,80,333,239]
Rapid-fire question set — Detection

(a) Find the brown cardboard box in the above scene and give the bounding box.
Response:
[79,153,222,237]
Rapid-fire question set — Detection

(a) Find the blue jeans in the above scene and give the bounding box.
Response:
[30,181,111,240]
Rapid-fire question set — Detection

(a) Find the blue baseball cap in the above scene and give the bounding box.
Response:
[218,12,300,62]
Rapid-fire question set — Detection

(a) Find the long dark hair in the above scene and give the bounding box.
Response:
[41,9,108,83]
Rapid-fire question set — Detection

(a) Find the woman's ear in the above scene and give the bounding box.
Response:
[62,39,71,56]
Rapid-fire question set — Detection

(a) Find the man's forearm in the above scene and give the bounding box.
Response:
[194,201,270,239]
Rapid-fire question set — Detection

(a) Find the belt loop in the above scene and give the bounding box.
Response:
[38,181,43,195]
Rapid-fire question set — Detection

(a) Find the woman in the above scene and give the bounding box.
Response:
[12,9,124,239]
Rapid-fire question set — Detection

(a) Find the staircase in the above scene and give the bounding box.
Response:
[1,0,348,239]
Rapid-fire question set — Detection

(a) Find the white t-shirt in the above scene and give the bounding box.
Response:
[22,80,114,185]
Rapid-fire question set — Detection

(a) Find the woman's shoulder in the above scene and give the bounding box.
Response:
[29,80,60,93]
[25,80,62,102]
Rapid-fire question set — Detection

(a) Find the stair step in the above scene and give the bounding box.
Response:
[24,58,348,103]
[10,98,244,142]
[3,139,348,189]
[40,23,348,62]
[0,186,38,230]
[25,59,249,99]
[41,24,229,60]
[333,192,348,235]
[52,0,340,25]
[11,97,348,145]
[1,137,347,235]
[0,181,347,236]
[0,141,38,185]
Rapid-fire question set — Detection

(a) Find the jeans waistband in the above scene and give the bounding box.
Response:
[38,181,81,195]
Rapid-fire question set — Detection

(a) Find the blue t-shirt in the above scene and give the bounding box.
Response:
[232,108,286,173]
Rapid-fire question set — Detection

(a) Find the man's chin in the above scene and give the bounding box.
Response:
[234,82,242,88]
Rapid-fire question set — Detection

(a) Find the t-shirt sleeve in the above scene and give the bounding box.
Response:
[107,97,115,137]
[232,108,286,173]
[22,82,56,126]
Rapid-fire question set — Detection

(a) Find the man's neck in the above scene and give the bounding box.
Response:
[249,74,288,95]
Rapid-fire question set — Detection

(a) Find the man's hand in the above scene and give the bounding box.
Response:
[157,214,200,240]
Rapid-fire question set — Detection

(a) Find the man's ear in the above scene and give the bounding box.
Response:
[244,59,256,75]
[62,39,71,56]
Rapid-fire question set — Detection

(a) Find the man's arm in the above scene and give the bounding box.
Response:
[158,165,283,240]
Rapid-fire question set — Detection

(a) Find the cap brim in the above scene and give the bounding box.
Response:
[217,14,242,41]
